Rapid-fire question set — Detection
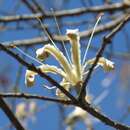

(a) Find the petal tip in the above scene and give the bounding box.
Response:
[36,47,49,61]
[66,29,79,39]
[25,70,36,87]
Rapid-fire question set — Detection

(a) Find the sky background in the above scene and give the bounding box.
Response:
[0,0,130,130]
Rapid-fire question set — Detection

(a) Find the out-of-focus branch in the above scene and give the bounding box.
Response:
[3,14,126,48]
[21,0,54,48]
[0,3,129,22]
[21,0,37,13]
[21,0,44,13]
[0,93,73,105]
[0,97,25,130]
[31,0,45,13]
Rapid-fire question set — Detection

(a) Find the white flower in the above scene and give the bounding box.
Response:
[25,29,114,98]
[36,47,49,61]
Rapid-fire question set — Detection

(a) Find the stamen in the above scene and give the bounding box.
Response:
[82,14,103,66]
[36,17,58,49]
[50,8,72,65]
[43,84,56,89]
[15,46,43,65]
[83,71,89,76]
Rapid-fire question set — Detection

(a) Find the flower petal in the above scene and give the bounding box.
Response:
[66,29,82,81]
[36,44,78,85]
[38,64,67,79]
[36,47,49,61]
[86,57,114,71]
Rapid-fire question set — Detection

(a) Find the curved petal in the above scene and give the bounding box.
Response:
[66,29,82,81]
[86,57,114,71]
[36,47,49,61]
[25,65,67,87]
[38,64,67,79]
[36,44,77,84]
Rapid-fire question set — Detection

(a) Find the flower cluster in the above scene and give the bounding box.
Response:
[25,29,114,98]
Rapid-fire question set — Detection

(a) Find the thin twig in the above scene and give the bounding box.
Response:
[0,3,128,22]
[3,14,126,48]
[0,93,73,105]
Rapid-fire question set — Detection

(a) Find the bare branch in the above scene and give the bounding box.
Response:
[21,0,37,13]
[0,3,129,23]
[79,101,130,130]
[0,93,73,105]
[4,14,126,48]
[0,97,25,130]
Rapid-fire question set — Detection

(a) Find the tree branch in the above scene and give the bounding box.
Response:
[0,3,128,22]
[0,93,73,105]
[3,14,126,48]
[79,101,130,130]
[0,97,25,130]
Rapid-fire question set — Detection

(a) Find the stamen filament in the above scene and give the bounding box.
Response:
[36,17,58,49]
[15,46,43,65]
[82,14,103,66]
[43,84,56,89]
[50,8,72,65]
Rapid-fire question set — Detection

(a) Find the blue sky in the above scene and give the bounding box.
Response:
[0,0,130,130]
